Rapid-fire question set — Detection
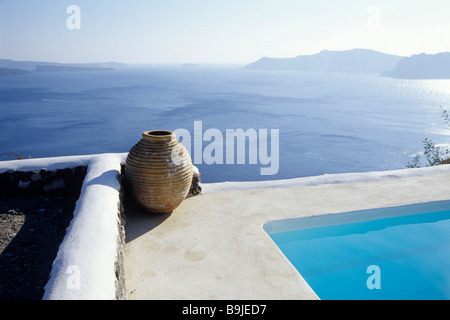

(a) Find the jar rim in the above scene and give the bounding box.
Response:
[142,130,176,142]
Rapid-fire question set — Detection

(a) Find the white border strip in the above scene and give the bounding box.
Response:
[43,153,127,299]
[201,164,450,193]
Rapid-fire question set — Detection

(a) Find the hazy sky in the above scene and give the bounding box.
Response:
[0,0,449,64]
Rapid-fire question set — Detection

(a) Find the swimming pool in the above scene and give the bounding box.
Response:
[264,200,450,300]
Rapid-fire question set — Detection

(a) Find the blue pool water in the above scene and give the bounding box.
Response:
[265,200,450,300]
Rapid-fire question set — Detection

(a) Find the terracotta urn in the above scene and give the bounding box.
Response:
[125,130,193,213]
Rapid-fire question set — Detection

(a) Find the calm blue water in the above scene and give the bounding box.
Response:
[1,66,449,182]
[267,203,450,300]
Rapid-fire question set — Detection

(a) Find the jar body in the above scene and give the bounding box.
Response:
[125,130,193,213]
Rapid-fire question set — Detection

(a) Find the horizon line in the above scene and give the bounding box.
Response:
[1,48,449,66]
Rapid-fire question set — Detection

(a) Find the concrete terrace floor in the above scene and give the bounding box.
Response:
[124,164,450,300]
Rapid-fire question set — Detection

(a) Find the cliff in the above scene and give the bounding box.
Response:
[382,52,450,79]
[244,49,404,74]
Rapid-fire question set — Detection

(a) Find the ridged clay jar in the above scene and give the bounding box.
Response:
[125,130,193,213]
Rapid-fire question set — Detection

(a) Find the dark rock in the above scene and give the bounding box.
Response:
[0,166,86,300]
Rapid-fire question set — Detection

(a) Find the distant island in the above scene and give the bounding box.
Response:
[0,59,126,75]
[34,65,114,72]
[181,63,200,68]
[244,49,404,74]
[381,52,450,79]
[0,68,32,76]
[245,48,450,79]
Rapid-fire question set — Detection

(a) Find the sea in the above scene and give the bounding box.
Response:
[1,65,449,183]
